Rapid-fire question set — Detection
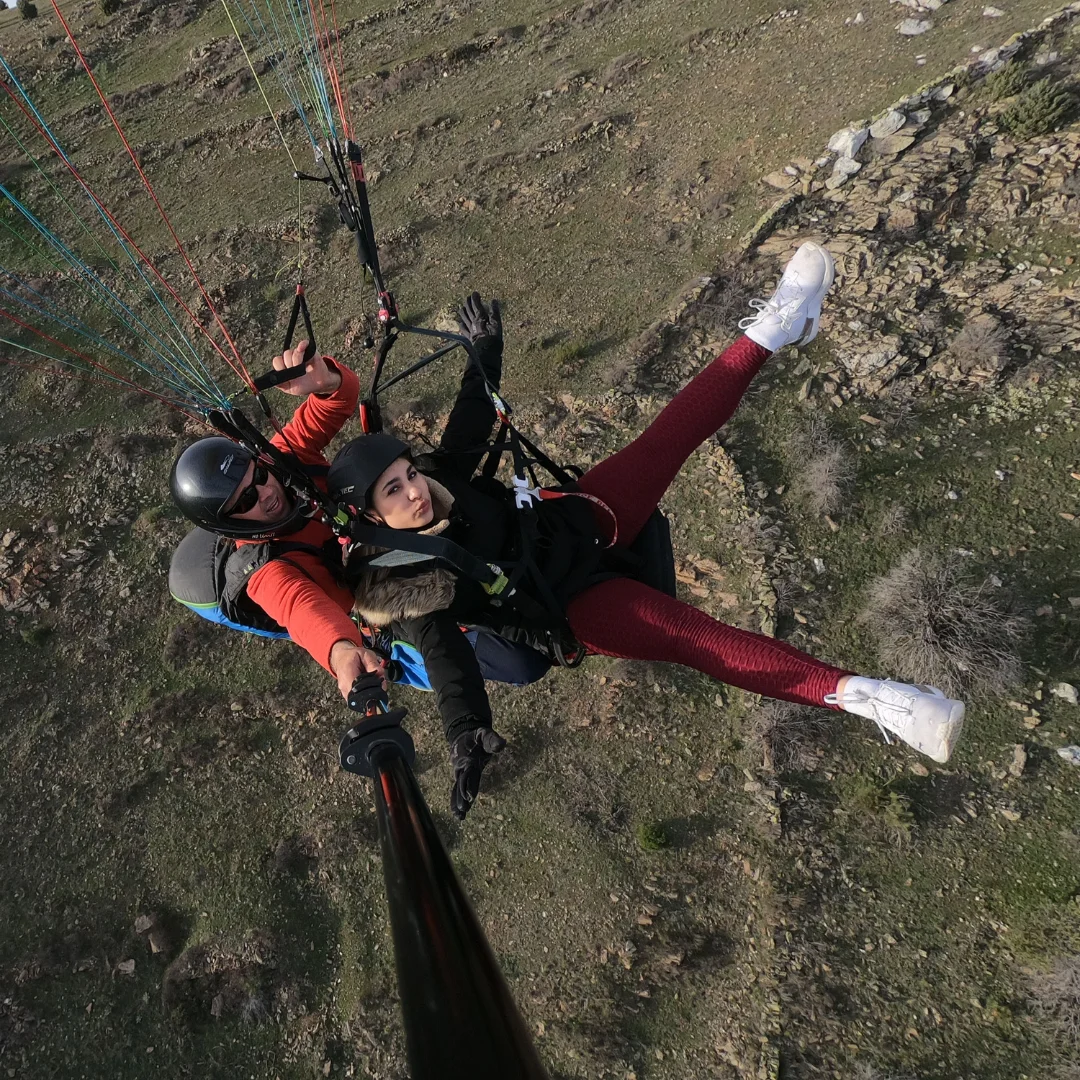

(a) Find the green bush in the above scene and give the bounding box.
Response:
[635,821,669,851]
[998,79,1076,139]
[17,0,39,20]
[100,0,122,14]
[985,62,1030,102]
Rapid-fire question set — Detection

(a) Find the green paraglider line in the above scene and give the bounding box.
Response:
[0,60,219,392]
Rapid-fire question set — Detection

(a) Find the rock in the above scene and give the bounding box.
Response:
[870,109,907,139]
[872,133,917,157]
[1057,746,1080,767]
[834,334,903,382]
[983,6,1004,15]
[897,19,933,35]
[763,171,798,191]
[826,156,862,189]
[854,11,864,23]
[827,126,868,159]
[999,807,1021,822]
[1050,682,1078,705]
[115,958,136,976]
[888,205,919,230]
[1008,744,1026,778]
[932,82,955,101]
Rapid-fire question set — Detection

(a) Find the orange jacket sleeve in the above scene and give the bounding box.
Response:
[270,357,360,465]
[248,357,365,674]
[247,554,364,674]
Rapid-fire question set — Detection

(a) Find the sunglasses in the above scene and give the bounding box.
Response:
[229,463,269,515]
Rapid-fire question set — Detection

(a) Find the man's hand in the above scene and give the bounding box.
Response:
[272,340,342,398]
[456,293,502,347]
[448,725,507,821]
[330,639,385,701]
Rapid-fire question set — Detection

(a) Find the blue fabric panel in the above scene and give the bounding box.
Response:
[178,600,292,640]
[389,640,434,691]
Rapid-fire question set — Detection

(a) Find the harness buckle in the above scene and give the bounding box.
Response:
[481,567,509,596]
[512,474,538,509]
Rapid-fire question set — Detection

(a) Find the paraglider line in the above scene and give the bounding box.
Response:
[49,0,253,388]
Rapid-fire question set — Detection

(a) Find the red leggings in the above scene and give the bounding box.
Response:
[566,335,850,708]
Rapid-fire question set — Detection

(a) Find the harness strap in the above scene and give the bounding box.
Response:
[346,520,504,590]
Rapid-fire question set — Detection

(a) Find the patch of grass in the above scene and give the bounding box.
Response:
[998,78,1077,138]
[860,548,1029,697]
[19,623,52,647]
[635,820,670,851]
[550,337,591,375]
[836,773,915,847]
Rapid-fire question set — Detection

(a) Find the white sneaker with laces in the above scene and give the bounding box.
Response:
[739,241,836,352]
[825,677,965,764]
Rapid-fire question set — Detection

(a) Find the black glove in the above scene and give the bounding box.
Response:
[449,725,507,820]
[456,292,502,347]
[348,670,389,715]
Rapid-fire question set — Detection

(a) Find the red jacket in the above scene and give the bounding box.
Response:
[243,359,364,673]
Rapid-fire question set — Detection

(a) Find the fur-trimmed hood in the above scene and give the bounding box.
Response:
[347,476,460,625]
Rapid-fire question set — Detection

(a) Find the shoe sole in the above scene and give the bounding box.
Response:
[794,244,836,346]
[927,700,965,764]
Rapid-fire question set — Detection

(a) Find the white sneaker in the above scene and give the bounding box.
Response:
[739,241,836,352]
[825,678,965,764]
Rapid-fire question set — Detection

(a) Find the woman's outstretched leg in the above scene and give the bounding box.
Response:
[567,577,965,764]
[577,242,835,545]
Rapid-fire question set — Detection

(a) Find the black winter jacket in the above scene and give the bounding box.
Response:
[347,343,606,743]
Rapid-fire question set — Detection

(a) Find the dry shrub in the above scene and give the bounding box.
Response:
[600,53,641,89]
[694,258,761,338]
[787,420,854,516]
[949,313,1010,375]
[861,548,1028,696]
[1030,957,1080,1065]
[162,933,277,1022]
[748,700,833,772]
[879,502,908,536]
[852,1066,915,1080]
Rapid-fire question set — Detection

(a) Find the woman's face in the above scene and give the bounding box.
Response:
[368,457,433,529]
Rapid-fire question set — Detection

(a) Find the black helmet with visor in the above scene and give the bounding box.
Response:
[169,437,306,540]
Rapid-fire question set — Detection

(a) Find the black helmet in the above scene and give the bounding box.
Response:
[328,433,411,510]
[169,437,306,540]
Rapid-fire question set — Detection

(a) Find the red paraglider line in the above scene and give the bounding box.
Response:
[48,0,254,389]
[310,0,349,139]
[327,0,355,137]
